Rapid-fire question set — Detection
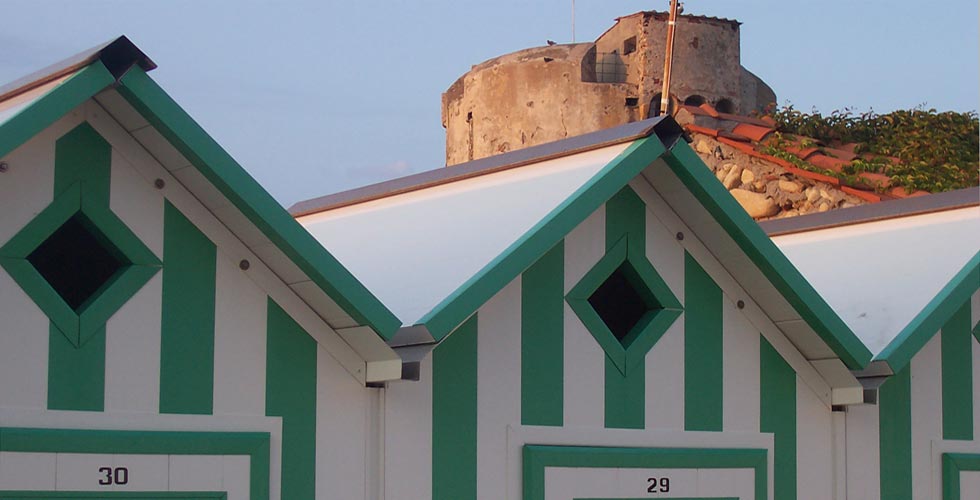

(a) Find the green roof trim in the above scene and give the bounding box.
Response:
[662,141,872,369]
[418,133,870,370]
[876,251,980,373]
[0,62,114,159]
[417,135,668,340]
[112,67,401,339]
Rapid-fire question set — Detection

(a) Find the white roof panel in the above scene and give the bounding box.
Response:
[298,142,631,325]
[773,206,980,356]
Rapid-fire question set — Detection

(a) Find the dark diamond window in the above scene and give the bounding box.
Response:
[587,264,660,345]
[27,215,127,311]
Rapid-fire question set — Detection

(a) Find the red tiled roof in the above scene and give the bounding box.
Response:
[732,123,773,142]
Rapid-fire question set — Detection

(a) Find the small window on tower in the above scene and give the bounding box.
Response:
[623,37,637,55]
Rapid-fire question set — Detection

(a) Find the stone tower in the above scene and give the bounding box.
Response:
[442,10,776,166]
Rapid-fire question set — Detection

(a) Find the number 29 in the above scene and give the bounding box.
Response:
[647,476,670,493]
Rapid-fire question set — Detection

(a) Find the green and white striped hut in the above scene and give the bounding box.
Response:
[0,37,404,500]
[2,38,979,500]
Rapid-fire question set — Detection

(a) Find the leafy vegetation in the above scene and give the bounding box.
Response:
[765,105,979,193]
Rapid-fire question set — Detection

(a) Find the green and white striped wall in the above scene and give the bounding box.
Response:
[0,104,381,499]
[384,179,840,500]
[847,285,980,500]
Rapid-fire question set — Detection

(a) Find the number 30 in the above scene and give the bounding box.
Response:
[98,467,129,486]
[646,476,669,493]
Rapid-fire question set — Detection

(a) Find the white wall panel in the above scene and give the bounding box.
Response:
[635,176,684,303]
[723,298,761,432]
[0,110,80,244]
[645,317,684,430]
[109,147,164,258]
[213,255,268,416]
[316,345,369,500]
[846,404,881,500]
[0,452,56,490]
[797,376,833,500]
[104,272,162,413]
[911,334,943,500]
[476,278,522,500]
[0,269,49,410]
[384,357,432,500]
[961,470,980,499]
[563,208,606,428]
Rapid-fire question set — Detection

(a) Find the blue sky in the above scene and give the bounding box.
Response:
[3,0,977,205]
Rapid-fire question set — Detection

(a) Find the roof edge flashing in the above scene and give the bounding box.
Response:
[98,36,157,80]
[0,35,155,104]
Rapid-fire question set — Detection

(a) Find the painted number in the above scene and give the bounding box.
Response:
[646,476,670,493]
[97,467,129,486]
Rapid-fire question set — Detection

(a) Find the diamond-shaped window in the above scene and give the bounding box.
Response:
[587,263,662,347]
[27,214,128,311]
[567,236,682,375]
[0,182,160,347]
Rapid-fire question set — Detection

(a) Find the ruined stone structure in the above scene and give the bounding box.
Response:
[442,11,777,165]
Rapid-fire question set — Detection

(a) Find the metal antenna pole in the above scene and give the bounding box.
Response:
[660,0,680,115]
[571,0,576,42]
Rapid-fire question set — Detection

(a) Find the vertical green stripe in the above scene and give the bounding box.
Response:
[760,336,796,500]
[48,324,105,411]
[46,123,111,411]
[521,241,564,426]
[604,186,646,429]
[159,201,216,414]
[53,122,111,195]
[879,364,912,500]
[432,314,478,500]
[604,358,645,428]
[942,301,973,440]
[684,251,723,431]
[266,299,317,500]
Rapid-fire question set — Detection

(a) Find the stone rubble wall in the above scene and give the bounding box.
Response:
[691,134,866,219]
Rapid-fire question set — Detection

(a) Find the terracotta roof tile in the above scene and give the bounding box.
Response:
[684,124,720,137]
[783,145,821,160]
[856,172,892,190]
[699,102,721,118]
[732,123,774,142]
[841,185,882,203]
[820,147,859,162]
[808,154,851,173]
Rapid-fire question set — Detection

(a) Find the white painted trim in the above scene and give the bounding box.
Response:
[931,439,980,500]
[507,425,775,500]
[629,174,834,405]
[0,408,283,500]
[337,326,402,383]
[84,99,370,385]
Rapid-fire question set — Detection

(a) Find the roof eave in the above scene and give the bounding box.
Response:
[874,251,980,373]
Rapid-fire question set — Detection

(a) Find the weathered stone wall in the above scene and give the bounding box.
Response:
[740,67,777,115]
[596,12,744,114]
[442,11,778,166]
[443,43,637,165]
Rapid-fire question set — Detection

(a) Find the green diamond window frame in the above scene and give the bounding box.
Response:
[0,181,161,347]
[566,235,682,375]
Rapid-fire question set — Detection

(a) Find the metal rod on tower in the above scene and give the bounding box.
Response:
[571,0,576,42]
[660,0,681,115]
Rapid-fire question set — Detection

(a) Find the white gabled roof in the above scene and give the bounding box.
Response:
[298,143,631,325]
[773,205,980,356]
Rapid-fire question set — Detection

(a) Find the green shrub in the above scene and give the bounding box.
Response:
[766,105,979,193]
